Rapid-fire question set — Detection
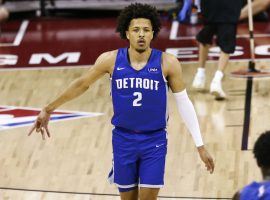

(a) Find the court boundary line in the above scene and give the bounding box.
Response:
[0,187,231,199]
[0,20,29,47]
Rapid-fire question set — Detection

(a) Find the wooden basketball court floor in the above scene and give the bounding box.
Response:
[0,16,270,200]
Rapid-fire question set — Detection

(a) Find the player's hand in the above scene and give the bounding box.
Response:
[197,146,214,174]
[28,108,51,140]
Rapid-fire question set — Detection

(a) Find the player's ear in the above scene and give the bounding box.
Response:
[126,31,130,40]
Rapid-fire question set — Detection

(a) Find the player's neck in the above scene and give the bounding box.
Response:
[128,47,152,63]
[263,175,270,181]
[261,168,270,181]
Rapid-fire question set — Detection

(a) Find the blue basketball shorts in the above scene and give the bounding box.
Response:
[108,127,168,189]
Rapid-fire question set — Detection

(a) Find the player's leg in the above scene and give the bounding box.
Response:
[192,43,209,91]
[139,188,160,200]
[198,43,211,70]
[119,187,139,200]
[209,50,228,100]
[217,51,230,72]
[138,130,167,199]
[108,128,139,198]
[210,23,237,100]
[193,24,215,90]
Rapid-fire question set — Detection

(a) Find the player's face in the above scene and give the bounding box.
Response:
[126,18,154,53]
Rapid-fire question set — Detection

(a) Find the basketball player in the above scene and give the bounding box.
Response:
[28,3,214,200]
[232,131,270,200]
[192,0,242,100]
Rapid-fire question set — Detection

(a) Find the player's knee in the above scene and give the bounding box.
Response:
[196,36,212,46]
[139,188,159,200]
[220,43,235,54]
[217,38,236,54]
[119,189,138,200]
[200,42,211,48]
[139,194,157,200]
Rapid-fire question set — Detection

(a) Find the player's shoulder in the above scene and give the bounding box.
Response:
[160,51,182,77]
[93,50,118,73]
[161,51,179,65]
[161,51,181,73]
[238,181,270,200]
[95,50,118,69]
[243,181,260,189]
[98,49,118,62]
[240,181,261,198]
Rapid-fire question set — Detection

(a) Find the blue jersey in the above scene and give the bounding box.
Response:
[111,48,168,131]
[240,181,270,200]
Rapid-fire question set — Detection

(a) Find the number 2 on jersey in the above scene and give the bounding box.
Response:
[133,92,142,107]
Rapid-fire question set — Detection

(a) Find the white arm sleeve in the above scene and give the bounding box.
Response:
[173,89,204,147]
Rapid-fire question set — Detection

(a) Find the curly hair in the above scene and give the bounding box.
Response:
[253,130,270,168]
[116,3,161,39]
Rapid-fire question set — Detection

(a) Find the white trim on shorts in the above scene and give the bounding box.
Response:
[115,183,138,188]
[108,166,138,189]
[139,184,164,188]
[108,160,115,184]
[115,183,163,189]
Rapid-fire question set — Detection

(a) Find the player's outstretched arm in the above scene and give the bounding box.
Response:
[164,53,214,174]
[28,50,116,139]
